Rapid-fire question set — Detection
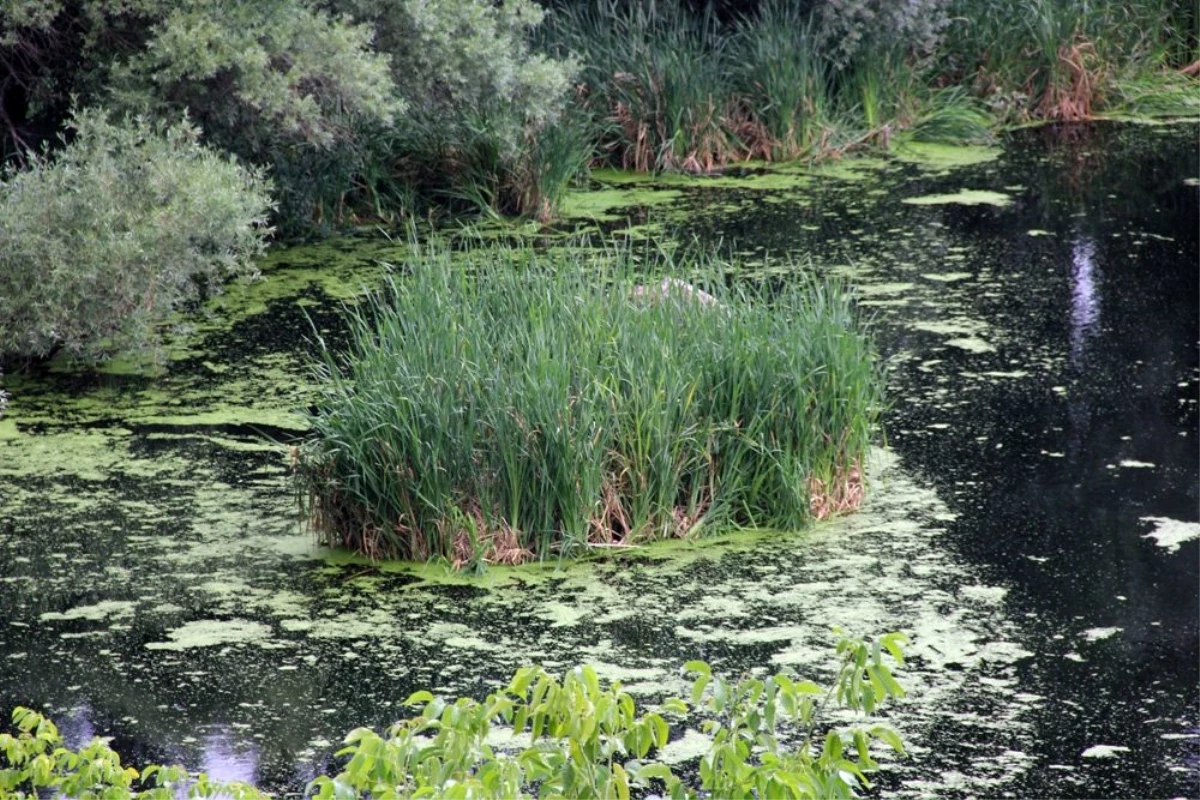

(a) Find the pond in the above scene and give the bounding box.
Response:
[1,122,1196,798]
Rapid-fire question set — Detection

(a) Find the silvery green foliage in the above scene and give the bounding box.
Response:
[814,0,953,67]
[0,108,272,361]
[109,0,402,148]
[2,0,574,224]
[1,0,400,146]
[341,0,576,154]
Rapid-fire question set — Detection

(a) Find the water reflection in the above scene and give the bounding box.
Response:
[57,703,97,751]
[200,731,259,786]
[1069,234,1100,366]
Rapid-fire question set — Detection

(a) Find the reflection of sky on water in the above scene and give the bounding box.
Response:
[1069,235,1100,366]
[57,704,96,750]
[201,731,259,786]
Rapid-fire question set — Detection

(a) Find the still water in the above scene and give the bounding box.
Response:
[1,122,1196,798]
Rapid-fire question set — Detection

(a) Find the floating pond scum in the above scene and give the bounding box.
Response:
[0,123,1196,798]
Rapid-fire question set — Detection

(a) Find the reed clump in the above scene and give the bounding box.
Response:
[295,242,882,567]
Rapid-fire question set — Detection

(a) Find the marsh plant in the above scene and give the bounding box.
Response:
[295,241,882,566]
[2,632,908,799]
[539,0,999,171]
[940,0,1197,121]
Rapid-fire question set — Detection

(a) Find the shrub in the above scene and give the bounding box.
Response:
[2,632,907,799]
[312,631,907,799]
[0,109,273,362]
[812,0,953,71]
[295,241,882,566]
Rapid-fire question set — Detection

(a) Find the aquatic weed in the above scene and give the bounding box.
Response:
[295,240,883,565]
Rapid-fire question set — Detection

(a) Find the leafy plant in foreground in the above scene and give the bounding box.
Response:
[0,707,261,799]
[309,631,907,800]
[2,633,907,799]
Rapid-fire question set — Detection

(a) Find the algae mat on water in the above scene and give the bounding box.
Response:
[3,438,1037,797]
[4,124,1195,797]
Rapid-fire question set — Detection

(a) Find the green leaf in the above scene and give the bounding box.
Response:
[881,633,908,665]
[404,690,436,706]
[632,762,675,783]
[870,725,905,755]
[659,697,689,715]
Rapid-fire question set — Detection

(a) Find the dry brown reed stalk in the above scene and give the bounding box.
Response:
[725,105,773,160]
[807,460,865,521]
[446,511,533,569]
[670,494,710,538]
[358,524,385,561]
[587,477,631,545]
[483,524,534,566]
[1036,39,1104,121]
[613,101,653,172]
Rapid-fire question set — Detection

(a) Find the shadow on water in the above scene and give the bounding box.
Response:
[0,122,1195,798]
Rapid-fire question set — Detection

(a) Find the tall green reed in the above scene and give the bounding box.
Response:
[728,1,831,160]
[296,240,883,566]
[542,0,734,172]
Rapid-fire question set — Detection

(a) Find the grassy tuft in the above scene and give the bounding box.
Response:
[728,1,832,160]
[295,241,882,567]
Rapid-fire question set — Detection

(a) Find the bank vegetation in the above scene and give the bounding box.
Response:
[0,0,1195,362]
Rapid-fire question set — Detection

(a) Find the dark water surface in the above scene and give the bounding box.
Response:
[1,123,1196,798]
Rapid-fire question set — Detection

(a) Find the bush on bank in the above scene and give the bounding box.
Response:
[1,632,908,800]
[0,109,272,362]
[295,242,881,566]
[3,1,1195,236]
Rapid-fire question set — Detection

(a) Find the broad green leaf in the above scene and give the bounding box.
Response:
[404,690,436,706]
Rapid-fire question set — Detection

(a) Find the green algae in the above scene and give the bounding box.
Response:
[559,187,685,221]
[945,337,997,353]
[893,141,1003,172]
[1139,517,1200,553]
[857,281,915,296]
[903,189,1012,207]
[40,600,137,622]
[922,272,973,283]
[788,157,894,182]
[145,619,273,650]
[590,166,816,192]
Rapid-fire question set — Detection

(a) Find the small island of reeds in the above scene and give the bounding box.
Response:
[295,244,882,567]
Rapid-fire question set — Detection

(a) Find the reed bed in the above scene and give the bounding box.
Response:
[295,243,882,567]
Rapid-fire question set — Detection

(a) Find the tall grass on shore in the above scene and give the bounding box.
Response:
[544,1,736,172]
[728,1,832,160]
[295,243,882,567]
[941,0,1196,122]
[539,0,1004,173]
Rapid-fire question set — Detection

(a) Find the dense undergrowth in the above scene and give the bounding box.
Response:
[295,241,880,565]
[0,0,1195,364]
[537,0,1197,177]
[0,633,907,799]
[2,0,1196,233]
